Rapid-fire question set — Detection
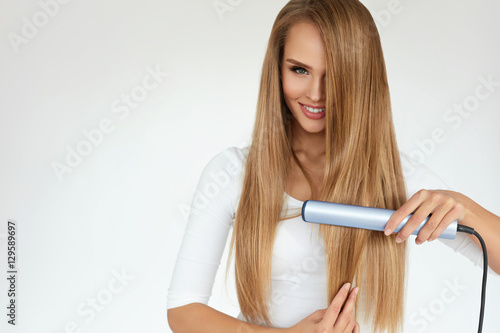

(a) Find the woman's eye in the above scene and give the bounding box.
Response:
[290,66,308,75]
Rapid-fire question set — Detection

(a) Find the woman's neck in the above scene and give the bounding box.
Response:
[290,119,326,162]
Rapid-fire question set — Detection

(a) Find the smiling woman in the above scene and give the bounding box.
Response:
[166,1,500,333]
[225,0,412,330]
[281,22,327,126]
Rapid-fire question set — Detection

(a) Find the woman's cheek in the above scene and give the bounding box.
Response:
[283,74,304,100]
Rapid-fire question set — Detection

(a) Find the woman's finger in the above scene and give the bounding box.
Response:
[395,199,435,243]
[321,283,351,325]
[428,203,465,241]
[310,308,327,323]
[385,189,429,235]
[342,314,356,333]
[352,321,360,333]
[333,287,359,330]
[413,201,451,244]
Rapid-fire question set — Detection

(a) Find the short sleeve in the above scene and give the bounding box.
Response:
[400,151,498,276]
[167,146,247,309]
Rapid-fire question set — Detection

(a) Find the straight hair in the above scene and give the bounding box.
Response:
[226,1,408,332]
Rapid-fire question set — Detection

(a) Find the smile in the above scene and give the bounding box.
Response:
[302,104,325,113]
[299,103,326,119]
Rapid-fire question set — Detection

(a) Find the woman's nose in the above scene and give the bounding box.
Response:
[307,76,326,103]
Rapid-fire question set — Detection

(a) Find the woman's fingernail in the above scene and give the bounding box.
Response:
[344,283,351,290]
[395,237,403,243]
[384,228,391,236]
[353,287,359,295]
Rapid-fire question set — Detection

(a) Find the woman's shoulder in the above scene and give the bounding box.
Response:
[205,147,452,197]
[205,145,249,175]
[200,146,249,205]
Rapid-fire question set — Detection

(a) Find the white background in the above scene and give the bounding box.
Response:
[0,0,499,332]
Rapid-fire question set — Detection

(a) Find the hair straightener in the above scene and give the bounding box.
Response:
[302,200,488,333]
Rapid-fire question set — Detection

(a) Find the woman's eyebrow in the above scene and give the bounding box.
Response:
[286,58,313,70]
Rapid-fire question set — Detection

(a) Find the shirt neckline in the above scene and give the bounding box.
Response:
[285,192,304,205]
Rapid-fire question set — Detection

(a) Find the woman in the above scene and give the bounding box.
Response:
[167,1,500,332]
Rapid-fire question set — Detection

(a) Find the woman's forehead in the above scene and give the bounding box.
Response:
[283,22,326,72]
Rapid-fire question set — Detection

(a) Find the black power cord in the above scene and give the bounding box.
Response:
[456,224,488,333]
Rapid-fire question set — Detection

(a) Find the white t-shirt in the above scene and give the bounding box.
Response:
[167,146,494,330]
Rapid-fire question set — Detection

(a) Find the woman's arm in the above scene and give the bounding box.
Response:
[384,189,500,275]
[441,190,500,274]
[167,148,252,331]
[168,282,360,333]
[167,303,284,333]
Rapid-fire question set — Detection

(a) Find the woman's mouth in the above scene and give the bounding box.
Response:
[299,102,325,119]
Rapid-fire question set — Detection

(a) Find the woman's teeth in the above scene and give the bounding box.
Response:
[303,105,325,113]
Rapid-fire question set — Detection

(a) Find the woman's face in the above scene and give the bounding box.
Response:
[281,21,327,134]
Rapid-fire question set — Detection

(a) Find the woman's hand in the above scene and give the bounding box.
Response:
[384,189,467,244]
[287,283,360,333]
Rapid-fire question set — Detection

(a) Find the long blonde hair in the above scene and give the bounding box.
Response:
[226,1,408,332]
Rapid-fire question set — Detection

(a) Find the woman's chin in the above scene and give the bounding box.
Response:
[295,120,325,134]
